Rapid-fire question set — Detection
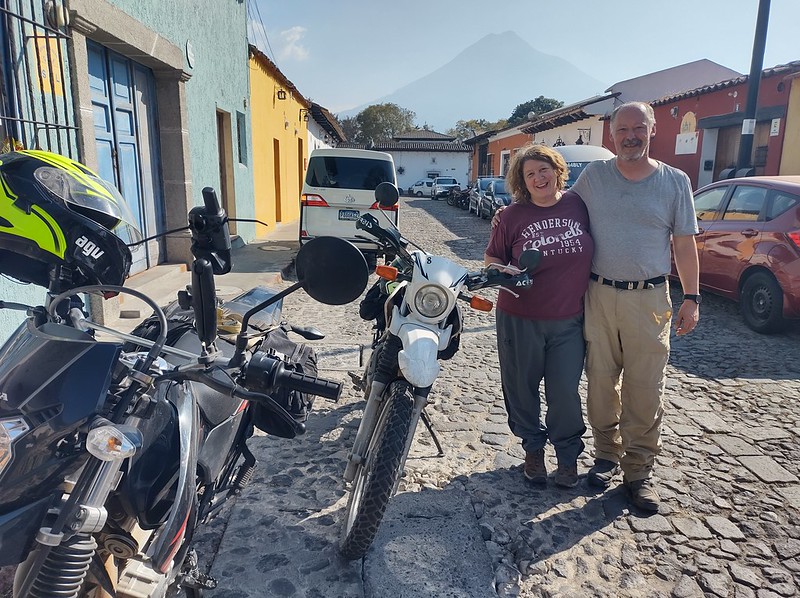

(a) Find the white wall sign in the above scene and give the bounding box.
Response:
[770,118,781,136]
[675,132,698,155]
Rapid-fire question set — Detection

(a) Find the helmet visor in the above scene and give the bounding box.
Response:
[34,166,144,245]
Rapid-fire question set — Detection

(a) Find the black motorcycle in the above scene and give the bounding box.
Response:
[446,186,470,210]
[0,161,369,597]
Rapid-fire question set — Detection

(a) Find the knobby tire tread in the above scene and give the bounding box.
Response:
[339,380,414,560]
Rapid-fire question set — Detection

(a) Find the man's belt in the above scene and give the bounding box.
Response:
[590,272,667,290]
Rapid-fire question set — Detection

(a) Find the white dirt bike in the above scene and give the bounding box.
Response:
[338,182,541,560]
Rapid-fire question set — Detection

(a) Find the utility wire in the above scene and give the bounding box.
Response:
[246,0,278,67]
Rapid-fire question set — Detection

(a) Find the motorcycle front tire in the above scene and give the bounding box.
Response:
[339,379,414,560]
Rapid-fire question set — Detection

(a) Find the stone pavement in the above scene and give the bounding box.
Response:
[195,196,800,598]
[3,198,800,597]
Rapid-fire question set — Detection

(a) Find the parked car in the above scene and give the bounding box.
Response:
[431,176,459,200]
[479,179,512,219]
[300,148,398,263]
[553,144,615,188]
[468,177,503,215]
[670,176,800,334]
[408,179,433,197]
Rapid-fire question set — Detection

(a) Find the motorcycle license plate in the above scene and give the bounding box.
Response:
[338,209,360,221]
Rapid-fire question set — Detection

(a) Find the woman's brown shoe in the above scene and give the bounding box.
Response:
[523,449,547,485]
[554,463,579,488]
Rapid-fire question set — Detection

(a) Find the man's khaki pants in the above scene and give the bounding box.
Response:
[584,280,672,482]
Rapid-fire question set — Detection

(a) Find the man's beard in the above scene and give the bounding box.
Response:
[619,141,647,161]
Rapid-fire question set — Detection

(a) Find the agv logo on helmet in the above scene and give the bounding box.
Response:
[75,235,105,260]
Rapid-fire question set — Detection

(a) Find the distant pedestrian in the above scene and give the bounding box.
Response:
[485,144,592,489]
[570,101,700,512]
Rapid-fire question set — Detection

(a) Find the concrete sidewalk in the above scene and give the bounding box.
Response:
[108,218,301,334]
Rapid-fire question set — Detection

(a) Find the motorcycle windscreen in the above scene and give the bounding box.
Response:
[0,321,120,507]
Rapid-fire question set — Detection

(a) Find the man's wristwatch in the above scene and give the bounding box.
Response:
[683,294,702,305]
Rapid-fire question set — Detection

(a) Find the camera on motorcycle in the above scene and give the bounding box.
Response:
[188,187,232,275]
[374,182,399,208]
[295,236,370,305]
[519,249,542,273]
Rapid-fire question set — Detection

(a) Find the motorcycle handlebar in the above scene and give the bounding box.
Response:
[465,269,533,292]
[157,352,345,434]
[356,214,400,250]
[159,367,306,435]
[279,369,342,400]
[244,351,342,401]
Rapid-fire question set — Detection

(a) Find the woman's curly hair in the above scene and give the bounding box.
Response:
[505,144,569,204]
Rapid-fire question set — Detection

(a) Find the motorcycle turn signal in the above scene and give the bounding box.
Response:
[469,295,493,312]
[375,264,398,280]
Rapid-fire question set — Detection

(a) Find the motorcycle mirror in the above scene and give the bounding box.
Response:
[374,182,399,208]
[295,237,370,305]
[518,249,542,273]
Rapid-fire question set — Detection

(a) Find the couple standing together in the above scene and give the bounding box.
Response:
[486,102,700,513]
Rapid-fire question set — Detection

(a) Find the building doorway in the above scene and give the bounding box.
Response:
[87,41,162,274]
[216,110,237,235]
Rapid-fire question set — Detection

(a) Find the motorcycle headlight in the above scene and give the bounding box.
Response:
[414,284,449,318]
[0,417,30,475]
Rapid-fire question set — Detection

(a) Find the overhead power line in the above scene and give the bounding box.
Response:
[246,0,278,67]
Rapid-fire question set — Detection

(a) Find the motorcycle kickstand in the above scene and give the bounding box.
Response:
[420,410,445,458]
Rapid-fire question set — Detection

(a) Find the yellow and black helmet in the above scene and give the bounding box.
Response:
[0,150,142,289]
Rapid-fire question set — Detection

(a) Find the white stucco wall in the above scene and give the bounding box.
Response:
[307,121,337,152]
[531,118,607,149]
[390,151,471,192]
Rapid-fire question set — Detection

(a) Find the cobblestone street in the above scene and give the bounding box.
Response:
[5,196,797,598]
[199,196,800,598]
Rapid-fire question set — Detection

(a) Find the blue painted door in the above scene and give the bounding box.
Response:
[87,42,161,275]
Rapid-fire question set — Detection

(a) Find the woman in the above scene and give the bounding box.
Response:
[485,144,593,488]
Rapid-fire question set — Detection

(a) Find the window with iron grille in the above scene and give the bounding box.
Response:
[0,0,78,156]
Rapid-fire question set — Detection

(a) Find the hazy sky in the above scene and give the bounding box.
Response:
[250,0,799,120]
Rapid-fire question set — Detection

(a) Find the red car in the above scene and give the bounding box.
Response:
[681,176,800,334]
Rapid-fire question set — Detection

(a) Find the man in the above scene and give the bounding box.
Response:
[570,101,699,512]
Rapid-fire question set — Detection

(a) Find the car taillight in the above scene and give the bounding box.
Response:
[788,231,800,250]
[301,194,329,207]
[369,201,398,211]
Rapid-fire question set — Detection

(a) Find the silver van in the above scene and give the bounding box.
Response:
[300,148,399,258]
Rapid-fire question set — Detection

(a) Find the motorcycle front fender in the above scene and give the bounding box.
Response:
[394,323,442,388]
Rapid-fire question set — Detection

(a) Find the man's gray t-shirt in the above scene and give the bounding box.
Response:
[571,159,697,281]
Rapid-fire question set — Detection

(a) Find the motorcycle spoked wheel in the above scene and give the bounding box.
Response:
[446,193,457,206]
[339,380,414,561]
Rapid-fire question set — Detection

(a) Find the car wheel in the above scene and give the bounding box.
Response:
[740,271,784,334]
[415,191,423,197]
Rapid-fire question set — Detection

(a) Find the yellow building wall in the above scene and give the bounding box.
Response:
[779,77,800,175]
[249,57,308,238]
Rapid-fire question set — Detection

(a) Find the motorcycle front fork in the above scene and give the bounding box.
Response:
[15,455,124,598]
[343,379,443,485]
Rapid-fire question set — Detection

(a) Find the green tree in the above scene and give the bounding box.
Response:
[339,115,359,142]
[353,103,416,143]
[446,118,507,142]
[507,96,564,126]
